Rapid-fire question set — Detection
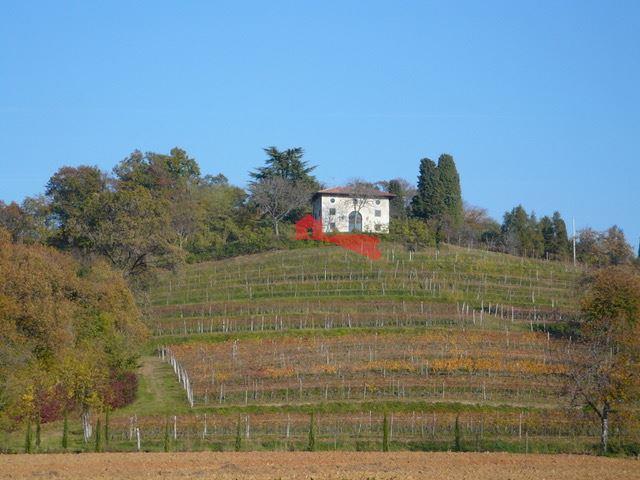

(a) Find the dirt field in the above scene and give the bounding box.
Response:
[1,452,638,480]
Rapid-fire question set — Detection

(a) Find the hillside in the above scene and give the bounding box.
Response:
[8,243,605,454]
[92,243,599,453]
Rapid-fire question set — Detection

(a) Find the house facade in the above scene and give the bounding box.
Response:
[312,187,394,233]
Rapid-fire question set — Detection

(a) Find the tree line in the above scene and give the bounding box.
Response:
[0,146,637,289]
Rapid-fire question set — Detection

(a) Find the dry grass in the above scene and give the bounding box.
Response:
[1,452,638,480]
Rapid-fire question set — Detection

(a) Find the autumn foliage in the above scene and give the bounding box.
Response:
[0,228,147,427]
[295,215,382,260]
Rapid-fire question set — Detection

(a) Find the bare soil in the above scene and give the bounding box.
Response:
[1,452,638,479]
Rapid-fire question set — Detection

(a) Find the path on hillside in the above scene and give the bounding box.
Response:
[119,356,189,416]
[2,452,638,480]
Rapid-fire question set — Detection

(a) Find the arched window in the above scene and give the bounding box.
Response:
[348,211,363,232]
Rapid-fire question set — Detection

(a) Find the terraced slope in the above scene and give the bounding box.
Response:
[146,244,578,336]
[8,244,605,453]
[87,244,605,453]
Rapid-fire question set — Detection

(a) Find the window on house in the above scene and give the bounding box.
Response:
[330,198,336,203]
[375,210,381,217]
[375,200,381,205]
[329,222,337,230]
[329,208,336,215]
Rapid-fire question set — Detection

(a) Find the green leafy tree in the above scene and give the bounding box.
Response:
[113,148,200,193]
[78,187,181,281]
[45,165,107,249]
[577,227,634,267]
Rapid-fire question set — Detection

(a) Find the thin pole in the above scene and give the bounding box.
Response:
[572,217,577,267]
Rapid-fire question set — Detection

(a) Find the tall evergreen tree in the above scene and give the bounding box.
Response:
[436,154,463,227]
[387,179,406,220]
[501,205,544,257]
[308,412,316,451]
[411,158,441,220]
[540,215,555,259]
[249,147,318,188]
[62,412,69,450]
[382,412,389,452]
[551,211,571,259]
[234,417,242,451]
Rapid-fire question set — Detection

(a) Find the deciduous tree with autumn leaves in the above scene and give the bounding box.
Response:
[565,266,640,454]
[0,227,147,435]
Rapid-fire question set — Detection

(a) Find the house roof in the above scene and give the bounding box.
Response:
[314,186,396,199]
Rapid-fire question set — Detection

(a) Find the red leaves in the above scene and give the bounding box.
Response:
[295,215,381,260]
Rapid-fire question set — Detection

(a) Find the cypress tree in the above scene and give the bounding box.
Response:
[540,216,555,259]
[234,417,242,451]
[552,211,570,259]
[387,180,406,220]
[35,417,41,450]
[382,412,389,452]
[411,158,441,220]
[94,418,102,452]
[163,417,170,452]
[24,419,32,454]
[62,412,69,450]
[454,414,462,452]
[307,412,316,451]
[436,154,463,227]
[104,408,110,449]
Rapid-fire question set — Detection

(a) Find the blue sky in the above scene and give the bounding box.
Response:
[1,1,638,250]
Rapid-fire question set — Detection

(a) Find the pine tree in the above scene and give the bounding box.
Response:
[382,412,389,452]
[411,158,441,220]
[62,412,69,450]
[308,412,316,451]
[436,154,463,227]
[249,147,318,188]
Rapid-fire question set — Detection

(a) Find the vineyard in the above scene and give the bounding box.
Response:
[146,245,578,336]
[11,243,632,454]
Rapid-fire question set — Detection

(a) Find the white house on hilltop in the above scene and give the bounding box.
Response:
[312,187,394,233]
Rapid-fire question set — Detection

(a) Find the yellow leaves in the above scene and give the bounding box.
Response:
[308,364,338,375]
[20,387,35,411]
[365,360,416,373]
[261,367,296,379]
